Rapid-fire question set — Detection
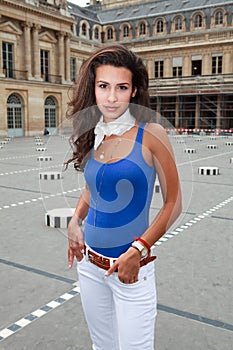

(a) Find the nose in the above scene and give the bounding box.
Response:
[107,88,117,103]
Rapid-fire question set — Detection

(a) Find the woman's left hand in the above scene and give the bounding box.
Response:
[105,247,141,284]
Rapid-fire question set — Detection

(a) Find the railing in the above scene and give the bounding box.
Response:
[149,74,233,94]
[2,69,62,84]
[41,74,62,84]
[3,69,28,80]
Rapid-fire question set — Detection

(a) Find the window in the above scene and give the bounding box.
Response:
[94,27,99,40]
[192,55,202,75]
[2,42,14,78]
[123,25,129,37]
[155,60,164,78]
[7,94,22,129]
[82,23,87,36]
[70,57,76,82]
[45,96,57,128]
[215,11,223,25]
[107,28,113,40]
[139,22,146,35]
[212,55,222,74]
[173,57,182,77]
[175,16,182,31]
[156,20,164,33]
[194,14,202,28]
[40,50,49,81]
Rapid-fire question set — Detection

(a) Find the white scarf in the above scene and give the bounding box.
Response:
[94,109,136,150]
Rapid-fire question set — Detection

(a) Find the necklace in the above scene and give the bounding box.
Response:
[99,138,122,161]
[94,138,122,227]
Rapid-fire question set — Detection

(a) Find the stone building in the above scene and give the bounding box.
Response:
[1,0,233,136]
[0,0,99,136]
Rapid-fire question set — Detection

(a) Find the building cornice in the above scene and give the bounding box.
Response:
[0,0,76,26]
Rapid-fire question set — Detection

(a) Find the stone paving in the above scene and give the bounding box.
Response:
[0,132,232,350]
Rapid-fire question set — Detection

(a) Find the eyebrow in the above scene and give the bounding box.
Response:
[96,80,130,85]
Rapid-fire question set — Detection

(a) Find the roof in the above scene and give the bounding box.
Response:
[96,0,233,24]
[67,0,233,25]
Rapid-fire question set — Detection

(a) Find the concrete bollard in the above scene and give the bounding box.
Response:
[198,166,219,175]
[207,145,217,149]
[45,208,75,228]
[36,147,47,151]
[39,171,62,180]
[37,156,53,161]
[184,148,196,153]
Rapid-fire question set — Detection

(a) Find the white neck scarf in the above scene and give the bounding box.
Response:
[94,109,136,150]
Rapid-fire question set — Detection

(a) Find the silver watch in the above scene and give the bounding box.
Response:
[131,240,148,259]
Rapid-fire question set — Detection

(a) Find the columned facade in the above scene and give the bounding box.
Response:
[0,0,96,136]
[1,0,233,136]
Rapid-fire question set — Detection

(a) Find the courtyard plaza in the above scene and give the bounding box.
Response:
[0,131,232,350]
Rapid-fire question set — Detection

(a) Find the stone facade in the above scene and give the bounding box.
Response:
[0,0,99,136]
[1,0,233,136]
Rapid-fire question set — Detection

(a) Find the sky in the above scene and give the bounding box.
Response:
[68,0,88,7]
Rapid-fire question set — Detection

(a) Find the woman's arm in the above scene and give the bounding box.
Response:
[141,122,182,246]
[68,184,90,266]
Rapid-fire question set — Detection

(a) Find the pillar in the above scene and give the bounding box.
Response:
[32,24,41,79]
[22,22,32,79]
[65,33,71,82]
[175,95,179,128]
[164,56,172,77]
[224,50,232,74]
[195,95,200,129]
[57,31,65,82]
[156,96,161,124]
[202,53,210,75]
[147,59,154,80]
[183,55,190,77]
[216,94,221,129]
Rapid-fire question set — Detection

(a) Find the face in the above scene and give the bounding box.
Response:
[95,65,137,122]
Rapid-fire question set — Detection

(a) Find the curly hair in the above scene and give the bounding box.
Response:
[66,44,152,170]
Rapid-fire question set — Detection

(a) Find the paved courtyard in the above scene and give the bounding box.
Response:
[0,131,232,350]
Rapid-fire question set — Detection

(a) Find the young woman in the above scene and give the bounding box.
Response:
[66,44,182,350]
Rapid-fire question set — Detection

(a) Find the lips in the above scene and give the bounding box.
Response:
[104,106,119,112]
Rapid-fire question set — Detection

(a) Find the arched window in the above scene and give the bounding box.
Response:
[123,25,129,37]
[7,93,23,131]
[175,16,182,31]
[107,27,113,40]
[215,11,223,25]
[194,14,202,28]
[94,27,99,40]
[82,23,87,36]
[156,20,164,33]
[139,22,146,35]
[45,96,57,129]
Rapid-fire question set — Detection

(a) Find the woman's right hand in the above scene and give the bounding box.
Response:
[68,214,85,267]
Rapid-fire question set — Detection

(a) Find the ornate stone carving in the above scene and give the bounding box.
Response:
[55,0,68,9]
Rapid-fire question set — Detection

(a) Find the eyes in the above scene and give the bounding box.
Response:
[97,83,130,91]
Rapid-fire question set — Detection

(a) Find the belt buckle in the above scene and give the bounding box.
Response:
[87,251,95,263]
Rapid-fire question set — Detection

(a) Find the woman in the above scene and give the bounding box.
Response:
[67,44,182,350]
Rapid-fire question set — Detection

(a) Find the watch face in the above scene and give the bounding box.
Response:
[141,248,147,257]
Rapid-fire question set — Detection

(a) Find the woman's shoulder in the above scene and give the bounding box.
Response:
[144,122,167,138]
[143,122,173,153]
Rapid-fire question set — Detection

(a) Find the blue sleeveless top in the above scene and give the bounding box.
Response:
[84,124,156,258]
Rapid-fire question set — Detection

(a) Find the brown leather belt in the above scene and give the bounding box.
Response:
[84,246,156,271]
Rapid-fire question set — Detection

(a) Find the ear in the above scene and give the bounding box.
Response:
[131,87,137,98]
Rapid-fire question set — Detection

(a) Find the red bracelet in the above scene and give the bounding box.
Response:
[135,237,151,252]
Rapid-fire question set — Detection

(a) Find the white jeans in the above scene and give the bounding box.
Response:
[77,257,157,350]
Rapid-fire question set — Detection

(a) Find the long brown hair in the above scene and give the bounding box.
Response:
[66,44,151,170]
